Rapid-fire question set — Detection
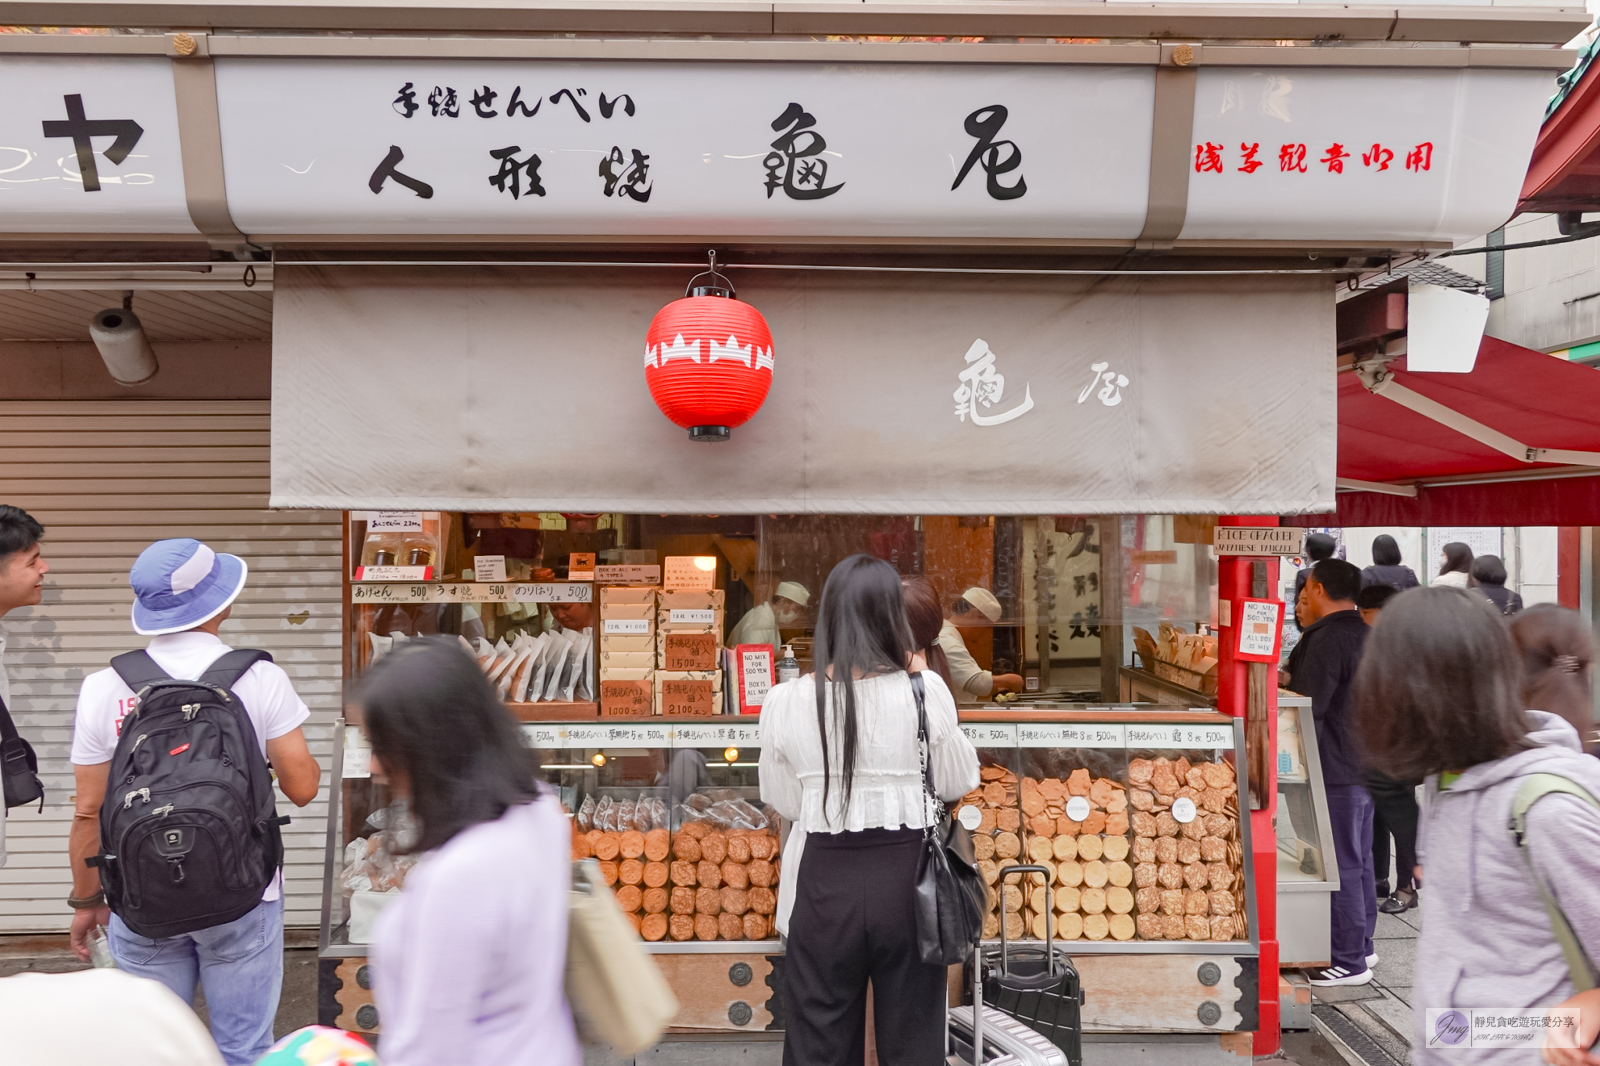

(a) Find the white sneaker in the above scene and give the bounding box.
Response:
[1367,953,1380,968]
[1308,965,1374,987]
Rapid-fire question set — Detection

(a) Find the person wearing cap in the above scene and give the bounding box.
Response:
[67,539,321,1065]
[725,580,810,651]
[938,588,1024,704]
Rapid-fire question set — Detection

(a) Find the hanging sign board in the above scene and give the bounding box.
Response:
[1213,528,1304,556]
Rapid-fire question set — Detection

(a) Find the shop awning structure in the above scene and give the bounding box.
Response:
[1291,338,1600,525]
[1520,32,1600,215]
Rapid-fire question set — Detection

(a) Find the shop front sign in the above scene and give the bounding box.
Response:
[0,56,1553,243]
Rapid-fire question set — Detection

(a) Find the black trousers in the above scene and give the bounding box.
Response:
[1367,773,1419,894]
[782,827,947,1066]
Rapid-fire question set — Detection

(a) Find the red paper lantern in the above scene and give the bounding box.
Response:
[644,267,774,443]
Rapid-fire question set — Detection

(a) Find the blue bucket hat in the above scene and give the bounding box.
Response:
[129,538,248,636]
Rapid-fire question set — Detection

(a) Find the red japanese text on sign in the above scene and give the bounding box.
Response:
[1193,142,1224,173]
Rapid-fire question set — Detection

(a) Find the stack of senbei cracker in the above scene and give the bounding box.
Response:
[1013,769,1135,942]
[1127,756,1246,941]
[662,819,779,941]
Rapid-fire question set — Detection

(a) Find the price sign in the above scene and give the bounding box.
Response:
[662,632,719,670]
[1126,724,1235,749]
[366,511,423,532]
[663,556,717,590]
[522,724,562,749]
[603,723,671,746]
[668,609,717,625]
[600,680,652,717]
[596,564,661,585]
[603,619,651,635]
[1235,598,1284,663]
[341,726,371,779]
[961,722,1018,747]
[354,565,432,582]
[474,555,507,582]
[672,722,763,747]
[563,725,608,748]
[350,582,592,604]
[1017,723,1126,749]
[660,678,716,716]
[738,647,774,713]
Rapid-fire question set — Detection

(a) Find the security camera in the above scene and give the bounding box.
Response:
[89,292,158,385]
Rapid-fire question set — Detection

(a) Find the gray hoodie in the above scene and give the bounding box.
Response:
[1413,711,1600,1063]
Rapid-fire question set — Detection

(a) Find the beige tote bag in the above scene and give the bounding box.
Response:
[566,858,679,1054]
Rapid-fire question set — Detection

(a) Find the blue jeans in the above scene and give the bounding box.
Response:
[108,895,283,1065]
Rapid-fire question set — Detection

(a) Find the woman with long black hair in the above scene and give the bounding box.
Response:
[760,555,980,1066]
[359,639,580,1066]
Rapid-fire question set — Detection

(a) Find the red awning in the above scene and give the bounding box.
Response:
[1521,45,1600,214]
[1289,337,1600,525]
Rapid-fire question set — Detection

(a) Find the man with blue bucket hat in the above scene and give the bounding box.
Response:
[67,539,321,1064]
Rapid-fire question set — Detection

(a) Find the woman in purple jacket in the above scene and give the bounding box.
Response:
[360,639,580,1066]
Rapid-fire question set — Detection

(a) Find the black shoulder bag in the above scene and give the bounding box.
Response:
[0,692,44,811]
[910,671,987,965]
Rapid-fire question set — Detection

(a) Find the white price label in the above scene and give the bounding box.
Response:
[355,565,431,582]
[523,725,561,749]
[603,724,671,746]
[1018,723,1126,749]
[562,725,608,748]
[351,582,592,604]
[669,609,717,624]
[366,511,423,532]
[1172,797,1198,823]
[671,722,762,747]
[741,650,773,707]
[603,618,651,635]
[341,726,371,779]
[1065,796,1091,821]
[958,805,983,831]
[595,564,661,584]
[960,723,1018,747]
[1126,724,1235,749]
[474,555,507,583]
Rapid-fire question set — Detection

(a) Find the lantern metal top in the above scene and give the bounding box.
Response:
[686,249,736,300]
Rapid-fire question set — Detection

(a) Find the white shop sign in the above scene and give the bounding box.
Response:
[350,581,592,603]
[1126,724,1235,749]
[0,57,1543,244]
[961,722,1018,747]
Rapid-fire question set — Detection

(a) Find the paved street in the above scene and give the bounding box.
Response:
[1292,906,1423,1066]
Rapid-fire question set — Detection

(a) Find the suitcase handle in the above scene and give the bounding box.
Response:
[996,864,1056,978]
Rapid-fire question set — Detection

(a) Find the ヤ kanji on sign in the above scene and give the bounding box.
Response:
[1278,143,1307,173]
[40,94,144,192]
[1193,142,1224,174]
[1406,142,1434,172]
[1320,143,1350,174]
[1238,142,1263,174]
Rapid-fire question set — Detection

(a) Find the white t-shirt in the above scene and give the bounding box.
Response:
[71,630,311,902]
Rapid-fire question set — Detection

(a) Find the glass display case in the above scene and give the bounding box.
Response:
[322,510,1263,1040]
[1274,694,1339,968]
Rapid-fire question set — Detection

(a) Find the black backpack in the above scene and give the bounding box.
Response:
[89,649,290,939]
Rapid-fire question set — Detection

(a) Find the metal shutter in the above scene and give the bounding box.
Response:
[0,399,340,931]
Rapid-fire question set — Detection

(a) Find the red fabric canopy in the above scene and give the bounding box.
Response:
[1287,337,1600,525]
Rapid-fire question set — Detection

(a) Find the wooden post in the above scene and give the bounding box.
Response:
[1100,515,1124,703]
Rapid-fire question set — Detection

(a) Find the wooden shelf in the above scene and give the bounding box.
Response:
[505,701,598,721]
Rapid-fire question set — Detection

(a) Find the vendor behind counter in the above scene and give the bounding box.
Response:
[937,587,1024,705]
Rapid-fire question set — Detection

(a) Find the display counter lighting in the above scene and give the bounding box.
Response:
[723,746,739,763]
[591,751,607,767]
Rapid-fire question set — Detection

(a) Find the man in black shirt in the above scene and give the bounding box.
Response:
[1283,558,1375,987]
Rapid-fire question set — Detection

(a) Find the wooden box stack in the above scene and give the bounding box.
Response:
[599,586,658,716]
[655,589,724,715]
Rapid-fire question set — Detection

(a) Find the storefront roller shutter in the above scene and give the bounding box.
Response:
[0,400,341,932]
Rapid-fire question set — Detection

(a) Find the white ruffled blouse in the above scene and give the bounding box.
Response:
[759,671,981,934]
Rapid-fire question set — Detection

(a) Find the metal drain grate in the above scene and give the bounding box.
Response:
[1314,1004,1407,1066]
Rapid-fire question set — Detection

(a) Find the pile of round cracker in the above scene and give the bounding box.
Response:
[1127,755,1246,942]
[657,821,779,942]
[958,758,1247,943]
